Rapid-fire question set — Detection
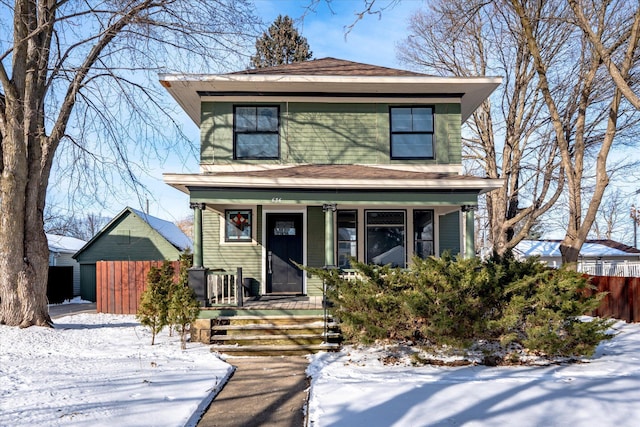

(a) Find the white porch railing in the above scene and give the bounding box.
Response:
[338,269,361,281]
[578,260,640,277]
[207,268,244,306]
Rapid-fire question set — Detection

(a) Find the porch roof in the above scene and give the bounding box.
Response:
[163,164,502,196]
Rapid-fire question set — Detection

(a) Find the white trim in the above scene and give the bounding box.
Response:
[201,95,461,104]
[164,172,503,193]
[159,73,502,126]
[261,207,307,295]
[217,207,257,246]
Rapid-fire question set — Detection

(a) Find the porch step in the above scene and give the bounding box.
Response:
[210,343,341,357]
[195,313,342,356]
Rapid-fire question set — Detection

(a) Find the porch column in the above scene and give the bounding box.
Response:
[190,202,206,268]
[461,205,476,259]
[323,203,337,268]
[189,202,208,306]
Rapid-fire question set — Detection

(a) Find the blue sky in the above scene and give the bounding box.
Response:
[79,0,425,224]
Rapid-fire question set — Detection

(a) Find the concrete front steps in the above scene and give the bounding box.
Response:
[192,312,341,356]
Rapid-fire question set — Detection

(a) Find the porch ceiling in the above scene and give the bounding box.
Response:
[164,164,503,203]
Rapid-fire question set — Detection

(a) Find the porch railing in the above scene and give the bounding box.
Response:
[578,260,640,278]
[207,268,244,306]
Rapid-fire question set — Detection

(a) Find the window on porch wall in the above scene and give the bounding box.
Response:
[366,211,406,267]
[337,210,357,269]
[414,210,434,259]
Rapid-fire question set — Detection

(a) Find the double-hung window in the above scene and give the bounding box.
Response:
[390,106,434,159]
[366,211,406,267]
[337,210,357,268]
[413,210,434,258]
[234,106,279,159]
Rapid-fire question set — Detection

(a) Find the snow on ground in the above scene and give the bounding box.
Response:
[0,313,232,427]
[2,311,640,427]
[306,320,640,427]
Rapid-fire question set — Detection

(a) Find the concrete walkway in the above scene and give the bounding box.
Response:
[48,303,97,319]
[197,356,309,427]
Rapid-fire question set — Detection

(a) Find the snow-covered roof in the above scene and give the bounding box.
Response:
[514,240,640,258]
[128,208,192,251]
[46,233,87,254]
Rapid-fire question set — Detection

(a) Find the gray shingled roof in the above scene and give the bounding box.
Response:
[230,57,429,77]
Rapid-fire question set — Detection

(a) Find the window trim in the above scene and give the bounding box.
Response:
[365,209,407,267]
[336,210,358,269]
[233,105,280,160]
[413,209,435,259]
[389,105,435,160]
[224,209,253,242]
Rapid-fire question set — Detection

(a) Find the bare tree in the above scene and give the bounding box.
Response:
[0,1,259,327]
[568,0,640,110]
[507,0,640,265]
[590,189,628,241]
[398,0,564,254]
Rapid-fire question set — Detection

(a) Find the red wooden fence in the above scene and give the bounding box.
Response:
[589,275,640,323]
[96,260,180,315]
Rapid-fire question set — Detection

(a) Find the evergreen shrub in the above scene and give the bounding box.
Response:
[307,252,613,359]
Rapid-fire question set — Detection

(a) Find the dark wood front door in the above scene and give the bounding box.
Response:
[266,213,303,294]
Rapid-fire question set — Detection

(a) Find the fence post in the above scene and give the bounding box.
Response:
[236,267,243,307]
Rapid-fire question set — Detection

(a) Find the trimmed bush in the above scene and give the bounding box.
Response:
[307,252,613,359]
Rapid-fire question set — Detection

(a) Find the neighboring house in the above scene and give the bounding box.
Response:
[514,239,640,276]
[73,207,193,301]
[47,233,87,297]
[160,57,503,299]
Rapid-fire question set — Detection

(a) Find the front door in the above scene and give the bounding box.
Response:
[266,213,303,294]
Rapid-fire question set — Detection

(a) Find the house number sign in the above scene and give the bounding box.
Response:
[271,197,282,203]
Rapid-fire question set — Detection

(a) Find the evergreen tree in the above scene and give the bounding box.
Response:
[167,252,200,350]
[137,262,174,345]
[251,15,312,68]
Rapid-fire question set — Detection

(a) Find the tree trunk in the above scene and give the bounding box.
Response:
[0,133,51,327]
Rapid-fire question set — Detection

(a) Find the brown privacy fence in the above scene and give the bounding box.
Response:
[96,260,179,314]
[588,275,640,323]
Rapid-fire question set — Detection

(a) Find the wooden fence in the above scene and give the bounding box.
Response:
[588,275,640,323]
[96,260,179,314]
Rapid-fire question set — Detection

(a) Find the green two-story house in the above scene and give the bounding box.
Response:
[160,58,502,301]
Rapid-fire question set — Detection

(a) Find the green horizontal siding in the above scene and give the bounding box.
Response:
[306,206,325,297]
[439,211,461,256]
[74,212,181,263]
[200,102,461,166]
[203,209,262,295]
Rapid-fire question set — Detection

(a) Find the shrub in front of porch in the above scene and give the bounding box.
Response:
[308,253,613,360]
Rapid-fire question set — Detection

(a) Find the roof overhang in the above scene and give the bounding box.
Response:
[158,74,502,125]
[163,165,503,198]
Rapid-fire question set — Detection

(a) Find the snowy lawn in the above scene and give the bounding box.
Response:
[0,313,232,427]
[306,320,640,427]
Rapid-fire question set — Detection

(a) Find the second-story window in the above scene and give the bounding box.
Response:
[234,106,279,159]
[390,106,434,159]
